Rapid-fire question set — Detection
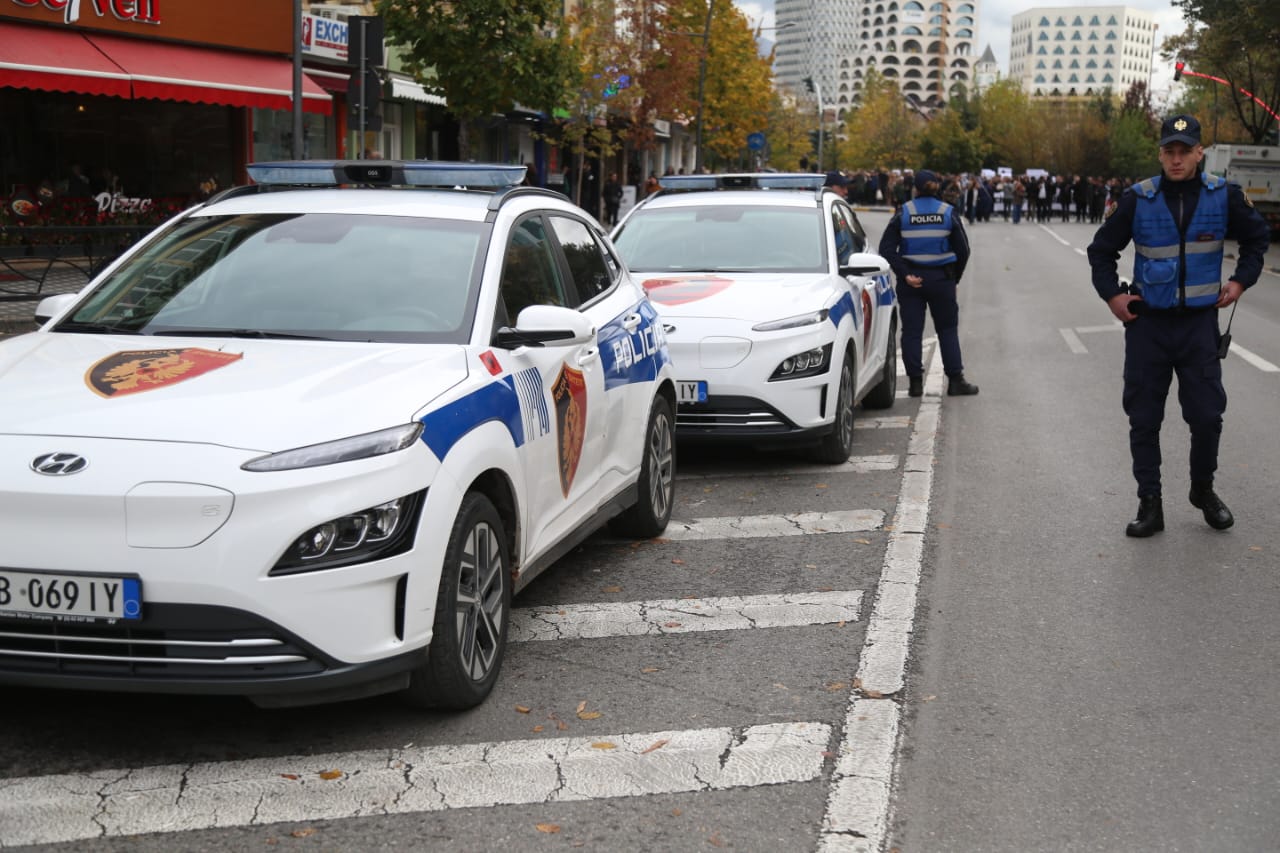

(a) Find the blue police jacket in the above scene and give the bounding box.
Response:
[899,197,958,266]
[1131,173,1227,309]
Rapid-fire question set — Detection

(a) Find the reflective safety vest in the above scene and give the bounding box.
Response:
[899,197,957,266]
[1131,173,1227,309]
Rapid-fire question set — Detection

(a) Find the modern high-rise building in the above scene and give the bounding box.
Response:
[1008,5,1156,98]
[776,1,978,117]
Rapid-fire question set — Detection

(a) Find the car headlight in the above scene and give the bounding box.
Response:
[270,491,425,576]
[752,309,829,332]
[769,343,833,381]
[242,423,424,472]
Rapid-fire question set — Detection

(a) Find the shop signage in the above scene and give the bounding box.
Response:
[9,0,162,26]
[96,192,153,215]
[301,13,348,62]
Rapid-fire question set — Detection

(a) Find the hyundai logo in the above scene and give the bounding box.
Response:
[31,453,88,476]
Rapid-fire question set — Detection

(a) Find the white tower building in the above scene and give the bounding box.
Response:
[1008,5,1156,98]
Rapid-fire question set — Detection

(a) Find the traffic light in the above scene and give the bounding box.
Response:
[803,76,815,94]
[1174,61,1185,81]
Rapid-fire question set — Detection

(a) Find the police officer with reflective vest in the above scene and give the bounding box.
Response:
[1087,114,1269,537]
[879,169,979,397]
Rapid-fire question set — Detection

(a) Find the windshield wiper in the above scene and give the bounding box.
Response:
[54,321,142,335]
[145,328,334,341]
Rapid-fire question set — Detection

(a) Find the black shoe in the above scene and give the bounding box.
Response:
[1126,495,1164,537]
[1189,482,1234,530]
[947,375,979,396]
[908,376,923,397]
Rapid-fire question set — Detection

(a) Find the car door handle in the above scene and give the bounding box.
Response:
[622,313,642,332]
[577,347,599,366]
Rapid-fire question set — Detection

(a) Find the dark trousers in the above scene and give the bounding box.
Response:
[1122,310,1226,497]
[898,277,963,379]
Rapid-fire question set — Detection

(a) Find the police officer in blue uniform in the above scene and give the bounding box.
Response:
[879,169,980,397]
[1087,114,1269,537]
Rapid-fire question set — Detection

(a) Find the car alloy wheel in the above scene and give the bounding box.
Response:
[814,354,856,464]
[609,395,676,538]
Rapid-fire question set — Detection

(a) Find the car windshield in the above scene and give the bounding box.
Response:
[613,204,826,273]
[59,212,486,343]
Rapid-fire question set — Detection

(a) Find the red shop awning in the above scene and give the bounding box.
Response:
[87,30,332,115]
[0,21,131,99]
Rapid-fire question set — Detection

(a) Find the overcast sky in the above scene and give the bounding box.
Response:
[736,0,1190,106]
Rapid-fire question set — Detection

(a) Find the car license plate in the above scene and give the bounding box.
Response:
[677,380,707,404]
[0,569,142,622]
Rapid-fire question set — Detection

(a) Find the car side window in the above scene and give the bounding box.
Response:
[500,216,573,320]
[548,215,614,304]
[839,205,868,254]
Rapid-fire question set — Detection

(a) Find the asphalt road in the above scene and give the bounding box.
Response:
[1,212,1277,852]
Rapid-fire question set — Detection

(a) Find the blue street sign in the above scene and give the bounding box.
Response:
[747,132,766,151]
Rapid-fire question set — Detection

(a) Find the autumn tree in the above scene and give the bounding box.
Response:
[1163,0,1280,143]
[975,78,1048,171]
[917,107,985,174]
[377,0,579,156]
[762,89,813,171]
[837,69,924,170]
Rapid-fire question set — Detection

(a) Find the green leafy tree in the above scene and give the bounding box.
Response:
[837,69,923,170]
[1109,111,1158,179]
[917,107,985,174]
[762,90,813,171]
[377,0,580,156]
[1163,0,1280,143]
[975,78,1047,171]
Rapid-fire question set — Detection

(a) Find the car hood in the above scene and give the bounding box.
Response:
[0,333,467,450]
[636,272,835,322]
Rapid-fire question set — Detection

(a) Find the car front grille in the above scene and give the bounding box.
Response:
[676,395,796,434]
[0,603,329,681]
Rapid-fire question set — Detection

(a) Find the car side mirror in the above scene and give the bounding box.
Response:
[839,252,891,278]
[34,293,79,326]
[495,304,596,349]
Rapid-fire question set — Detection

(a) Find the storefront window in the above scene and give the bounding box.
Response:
[252,108,335,162]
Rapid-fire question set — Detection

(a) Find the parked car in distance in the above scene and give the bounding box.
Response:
[0,160,676,710]
[611,173,898,463]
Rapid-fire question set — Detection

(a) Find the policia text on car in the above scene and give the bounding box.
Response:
[1087,114,1270,538]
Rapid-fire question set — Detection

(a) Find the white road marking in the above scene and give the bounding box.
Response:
[676,455,900,479]
[1059,327,1088,354]
[510,591,864,642]
[1230,342,1280,372]
[818,335,944,852]
[1038,224,1071,246]
[1074,247,1087,256]
[662,510,883,541]
[1076,323,1123,334]
[0,722,833,847]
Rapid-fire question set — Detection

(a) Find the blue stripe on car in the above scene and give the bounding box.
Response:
[828,291,856,328]
[598,299,671,391]
[420,376,526,460]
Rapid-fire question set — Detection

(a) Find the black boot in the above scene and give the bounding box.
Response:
[908,376,923,397]
[947,374,979,396]
[1189,482,1234,530]
[1125,495,1164,538]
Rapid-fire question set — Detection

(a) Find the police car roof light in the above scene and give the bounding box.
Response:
[657,173,826,192]
[246,160,527,189]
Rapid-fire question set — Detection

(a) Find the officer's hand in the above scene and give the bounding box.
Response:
[1217,280,1244,308]
[905,274,923,288]
[1107,293,1143,323]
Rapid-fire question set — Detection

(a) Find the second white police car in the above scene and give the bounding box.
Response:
[0,161,675,710]
[611,173,898,463]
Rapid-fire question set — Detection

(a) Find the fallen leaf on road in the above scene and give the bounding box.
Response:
[922,695,937,702]
[535,823,561,834]
[641,666,660,673]
[671,558,685,565]
[852,678,863,689]
[280,773,300,781]
[641,738,670,754]
[815,483,828,489]
[836,620,847,628]
[664,621,682,628]
[864,689,884,699]
[603,585,622,593]
[317,770,342,780]
[290,828,317,838]
[671,808,683,817]
[532,725,545,732]
[576,700,587,713]
[1249,546,1263,551]
[515,705,531,714]
[578,710,602,720]
[854,538,871,545]
[591,742,617,750]
[824,681,848,692]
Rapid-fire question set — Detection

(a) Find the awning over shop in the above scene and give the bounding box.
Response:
[304,67,351,94]
[387,73,446,106]
[0,21,131,99]
[0,21,330,115]
[87,31,331,115]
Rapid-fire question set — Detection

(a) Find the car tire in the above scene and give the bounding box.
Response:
[404,492,511,710]
[861,319,898,410]
[609,395,676,538]
[813,353,856,464]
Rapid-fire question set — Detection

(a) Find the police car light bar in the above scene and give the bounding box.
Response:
[246,161,528,189]
[658,173,827,191]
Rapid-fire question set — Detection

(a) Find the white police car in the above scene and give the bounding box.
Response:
[611,173,897,462]
[0,161,676,710]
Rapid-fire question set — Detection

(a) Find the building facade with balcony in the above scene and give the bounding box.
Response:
[1008,5,1155,98]
[848,0,979,114]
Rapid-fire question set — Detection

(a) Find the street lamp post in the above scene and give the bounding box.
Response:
[693,0,713,174]
[804,76,825,172]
